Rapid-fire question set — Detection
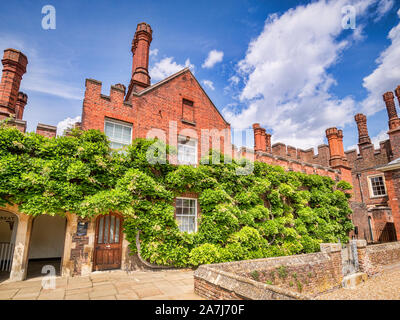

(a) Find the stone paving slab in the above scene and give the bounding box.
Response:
[0,269,203,300]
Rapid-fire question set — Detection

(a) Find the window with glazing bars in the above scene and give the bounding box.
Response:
[369,175,386,197]
[175,198,197,233]
[104,119,132,149]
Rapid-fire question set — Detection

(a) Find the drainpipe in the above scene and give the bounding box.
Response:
[357,173,364,203]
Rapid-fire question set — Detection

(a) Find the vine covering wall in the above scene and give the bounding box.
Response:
[0,126,353,267]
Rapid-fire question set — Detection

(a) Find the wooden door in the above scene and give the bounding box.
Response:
[93,213,123,271]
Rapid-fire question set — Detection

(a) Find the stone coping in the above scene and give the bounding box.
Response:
[366,241,400,251]
[36,123,57,131]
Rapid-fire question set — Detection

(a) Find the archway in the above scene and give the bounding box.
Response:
[27,215,67,279]
[0,211,18,282]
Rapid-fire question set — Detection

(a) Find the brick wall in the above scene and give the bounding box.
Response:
[131,70,231,158]
[194,241,400,300]
[195,278,244,300]
[384,169,400,239]
[365,241,400,267]
[240,147,340,181]
[350,202,393,242]
[194,243,341,300]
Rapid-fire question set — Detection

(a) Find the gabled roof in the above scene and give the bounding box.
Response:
[128,68,230,125]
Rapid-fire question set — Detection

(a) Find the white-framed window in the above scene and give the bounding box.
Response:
[177,135,197,165]
[104,118,132,149]
[367,174,387,198]
[175,198,197,233]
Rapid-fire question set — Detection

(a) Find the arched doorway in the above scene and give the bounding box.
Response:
[93,213,123,271]
[27,215,67,279]
[0,211,18,281]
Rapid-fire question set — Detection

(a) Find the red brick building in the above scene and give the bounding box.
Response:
[249,90,400,244]
[81,23,231,165]
[0,22,399,280]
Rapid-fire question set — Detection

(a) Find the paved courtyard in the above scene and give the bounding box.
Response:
[317,263,400,300]
[0,269,203,300]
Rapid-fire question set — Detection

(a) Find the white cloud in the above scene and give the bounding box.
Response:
[374,0,394,22]
[229,76,240,85]
[150,57,195,81]
[56,116,81,136]
[0,35,83,101]
[202,50,224,69]
[222,0,384,150]
[371,129,389,148]
[22,76,83,100]
[150,48,159,57]
[202,80,215,91]
[361,9,400,115]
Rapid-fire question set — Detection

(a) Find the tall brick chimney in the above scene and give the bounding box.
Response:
[326,127,341,166]
[265,132,272,153]
[253,123,271,153]
[385,88,400,159]
[383,91,400,131]
[354,113,371,147]
[326,127,352,183]
[131,22,152,92]
[253,123,264,152]
[395,85,400,106]
[15,91,28,120]
[0,49,28,119]
[337,129,345,158]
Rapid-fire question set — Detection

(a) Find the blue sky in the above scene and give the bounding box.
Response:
[0,0,399,152]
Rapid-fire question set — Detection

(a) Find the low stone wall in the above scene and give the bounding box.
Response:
[366,241,400,267]
[194,243,342,300]
[194,264,307,300]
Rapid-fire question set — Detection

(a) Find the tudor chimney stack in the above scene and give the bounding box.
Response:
[131,22,152,92]
[253,123,271,153]
[15,91,28,120]
[354,113,371,147]
[384,88,400,159]
[0,49,28,119]
[326,127,345,166]
[383,91,400,131]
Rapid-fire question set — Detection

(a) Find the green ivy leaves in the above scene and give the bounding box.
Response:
[0,125,354,267]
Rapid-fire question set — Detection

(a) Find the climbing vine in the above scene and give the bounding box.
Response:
[0,125,354,267]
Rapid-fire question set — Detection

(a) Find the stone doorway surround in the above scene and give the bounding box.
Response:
[62,213,132,278]
[3,205,33,282]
